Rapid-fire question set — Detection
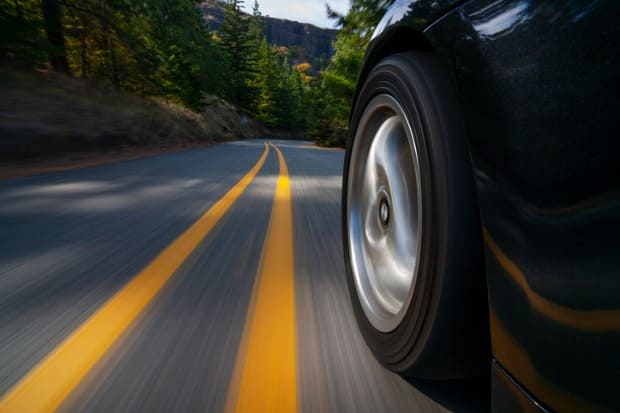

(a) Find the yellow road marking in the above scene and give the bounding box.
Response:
[226,143,297,413]
[484,228,620,331]
[0,144,270,413]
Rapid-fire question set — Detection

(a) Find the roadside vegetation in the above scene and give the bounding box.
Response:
[0,0,394,163]
[0,69,263,163]
[312,0,395,146]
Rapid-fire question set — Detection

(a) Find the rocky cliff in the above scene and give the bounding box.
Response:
[199,1,337,65]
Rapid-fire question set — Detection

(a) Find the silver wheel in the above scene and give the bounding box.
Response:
[344,52,488,377]
[347,94,423,333]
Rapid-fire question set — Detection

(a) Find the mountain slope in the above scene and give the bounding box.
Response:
[199,1,337,64]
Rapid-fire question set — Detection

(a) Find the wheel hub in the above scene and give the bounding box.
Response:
[347,94,423,333]
[377,190,390,227]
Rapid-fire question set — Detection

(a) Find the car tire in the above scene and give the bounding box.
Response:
[342,51,489,379]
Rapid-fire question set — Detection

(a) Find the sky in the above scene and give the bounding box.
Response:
[247,0,349,29]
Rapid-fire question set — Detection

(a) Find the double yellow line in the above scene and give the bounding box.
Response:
[0,143,298,413]
[225,145,297,413]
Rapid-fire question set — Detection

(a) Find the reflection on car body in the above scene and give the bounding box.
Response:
[343,0,620,411]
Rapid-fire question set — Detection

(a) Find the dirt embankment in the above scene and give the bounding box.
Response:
[0,69,266,178]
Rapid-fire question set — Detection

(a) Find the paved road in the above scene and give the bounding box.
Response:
[0,140,486,412]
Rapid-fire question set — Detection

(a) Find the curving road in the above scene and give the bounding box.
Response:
[0,140,486,412]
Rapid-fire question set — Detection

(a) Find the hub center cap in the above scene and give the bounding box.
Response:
[379,198,390,226]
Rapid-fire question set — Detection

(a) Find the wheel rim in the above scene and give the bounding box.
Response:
[347,94,423,333]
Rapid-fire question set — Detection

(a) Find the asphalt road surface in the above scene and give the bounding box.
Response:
[0,140,487,412]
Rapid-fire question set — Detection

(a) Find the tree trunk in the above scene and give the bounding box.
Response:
[41,0,70,74]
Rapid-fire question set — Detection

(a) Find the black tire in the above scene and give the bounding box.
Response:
[342,51,489,379]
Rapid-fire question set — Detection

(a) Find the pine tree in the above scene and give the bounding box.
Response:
[311,0,396,145]
[147,0,221,108]
[289,66,307,130]
[219,0,254,109]
[245,0,264,111]
[255,38,280,125]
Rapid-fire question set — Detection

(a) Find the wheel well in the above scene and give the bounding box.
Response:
[357,28,434,100]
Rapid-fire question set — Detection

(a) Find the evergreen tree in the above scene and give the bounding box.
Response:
[0,0,350,136]
[63,0,220,108]
[254,38,280,126]
[219,0,255,109]
[310,0,395,145]
[289,66,307,130]
[147,0,222,108]
[245,0,264,111]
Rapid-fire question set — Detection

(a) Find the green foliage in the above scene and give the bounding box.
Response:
[310,0,395,146]
[1,0,223,110]
[254,39,280,125]
[0,1,51,65]
[218,0,260,110]
[145,0,223,108]
[251,37,312,130]
[0,0,389,140]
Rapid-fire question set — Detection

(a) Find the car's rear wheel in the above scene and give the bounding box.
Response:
[343,51,489,378]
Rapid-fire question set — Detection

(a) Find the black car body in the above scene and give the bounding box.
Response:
[346,0,620,411]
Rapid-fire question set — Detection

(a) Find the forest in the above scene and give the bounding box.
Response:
[0,0,394,148]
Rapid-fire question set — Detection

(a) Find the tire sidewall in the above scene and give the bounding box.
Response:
[343,52,456,374]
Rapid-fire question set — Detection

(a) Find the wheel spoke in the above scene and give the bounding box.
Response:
[347,94,422,333]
